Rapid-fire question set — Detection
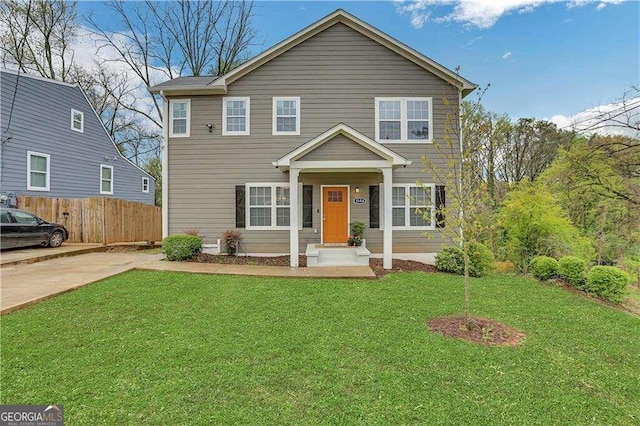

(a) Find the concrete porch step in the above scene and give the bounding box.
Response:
[306,244,370,267]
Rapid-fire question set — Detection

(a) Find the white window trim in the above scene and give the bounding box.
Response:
[100,164,114,195]
[142,177,150,193]
[26,151,50,191]
[169,99,191,138]
[374,97,432,143]
[391,183,435,230]
[222,97,250,136]
[272,96,301,136]
[245,183,292,230]
[71,109,84,133]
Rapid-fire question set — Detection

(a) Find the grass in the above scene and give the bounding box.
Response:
[1,271,639,424]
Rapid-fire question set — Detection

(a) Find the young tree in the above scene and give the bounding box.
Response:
[421,83,492,327]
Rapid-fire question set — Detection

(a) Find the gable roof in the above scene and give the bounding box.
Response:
[0,68,155,180]
[273,123,411,169]
[150,9,476,97]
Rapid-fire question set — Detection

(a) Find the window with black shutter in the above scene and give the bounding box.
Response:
[369,185,380,228]
[303,185,313,228]
[435,185,445,228]
[235,185,245,228]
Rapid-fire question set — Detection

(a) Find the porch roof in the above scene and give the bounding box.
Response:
[272,123,411,171]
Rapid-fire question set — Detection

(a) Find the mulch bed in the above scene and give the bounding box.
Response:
[369,258,438,277]
[188,253,308,267]
[428,316,525,346]
[99,244,159,252]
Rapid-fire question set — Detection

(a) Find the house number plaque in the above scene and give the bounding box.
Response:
[353,197,367,204]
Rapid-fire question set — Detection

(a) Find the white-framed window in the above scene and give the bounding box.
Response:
[26,151,50,191]
[71,109,84,132]
[246,183,290,230]
[222,97,250,135]
[391,184,435,230]
[169,99,190,137]
[142,177,150,193]
[272,97,300,135]
[100,164,114,195]
[375,97,432,143]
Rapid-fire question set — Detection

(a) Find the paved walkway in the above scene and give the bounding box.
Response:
[138,260,376,278]
[1,253,375,315]
[1,252,162,314]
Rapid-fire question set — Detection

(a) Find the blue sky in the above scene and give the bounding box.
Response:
[79,0,639,122]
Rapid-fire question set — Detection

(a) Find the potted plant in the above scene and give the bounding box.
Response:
[348,221,365,247]
[222,229,242,255]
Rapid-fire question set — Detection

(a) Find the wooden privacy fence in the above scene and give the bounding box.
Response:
[17,196,162,244]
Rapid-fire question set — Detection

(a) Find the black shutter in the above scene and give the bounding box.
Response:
[435,185,445,228]
[369,185,380,228]
[235,185,245,228]
[303,185,313,228]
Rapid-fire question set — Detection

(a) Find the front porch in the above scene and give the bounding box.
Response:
[273,123,412,269]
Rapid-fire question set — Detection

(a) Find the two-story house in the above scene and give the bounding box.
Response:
[0,70,155,205]
[150,9,476,268]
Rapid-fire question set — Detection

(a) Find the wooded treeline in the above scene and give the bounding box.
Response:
[459,90,640,274]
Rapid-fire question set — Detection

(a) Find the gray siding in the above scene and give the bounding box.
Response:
[0,71,155,204]
[167,23,460,252]
[298,134,384,161]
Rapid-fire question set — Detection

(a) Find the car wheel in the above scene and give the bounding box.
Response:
[48,231,64,248]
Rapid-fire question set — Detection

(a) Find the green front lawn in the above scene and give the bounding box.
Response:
[2,271,639,424]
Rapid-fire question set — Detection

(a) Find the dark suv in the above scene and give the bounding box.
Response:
[0,208,69,250]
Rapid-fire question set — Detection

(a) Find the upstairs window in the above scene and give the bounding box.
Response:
[142,177,150,193]
[222,97,250,135]
[392,184,434,230]
[169,99,190,137]
[27,151,50,191]
[71,109,84,132]
[100,164,114,195]
[375,97,432,143]
[273,97,300,135]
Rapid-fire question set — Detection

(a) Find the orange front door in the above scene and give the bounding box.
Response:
[323,186,349,243]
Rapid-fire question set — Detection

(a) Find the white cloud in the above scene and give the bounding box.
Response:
[550,97,640,138]
[502,51,512,59]
[397,0,623,29]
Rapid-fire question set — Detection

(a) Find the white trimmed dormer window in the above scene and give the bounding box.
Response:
[272,97,300,135]
[100,164,114,195]
[142,177,150,193]
[375,97,432,143]
[71,109,84,133]
[27,151,50,191]
[222,97,250,135]
[169,99,190,137]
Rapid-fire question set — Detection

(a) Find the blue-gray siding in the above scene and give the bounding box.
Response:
[0,71,155,204]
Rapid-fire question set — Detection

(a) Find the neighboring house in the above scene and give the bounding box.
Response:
[0,70,155,205]
[150,9,476,268]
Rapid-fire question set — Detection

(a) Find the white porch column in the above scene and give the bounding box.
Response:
[289,168,300,267]
[382,167,393,269]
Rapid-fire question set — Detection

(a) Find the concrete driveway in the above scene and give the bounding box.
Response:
[1,252,162,314]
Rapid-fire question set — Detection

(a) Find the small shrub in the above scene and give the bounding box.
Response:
[435,246,463,275]
[558,256,587,287]
[435,241,494,277]
[530,256,559,281]
[222,229,242,255]
[350,221,365,237]
[585,266,630,303]
[162,234,202,261]
[184,228,203,238]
